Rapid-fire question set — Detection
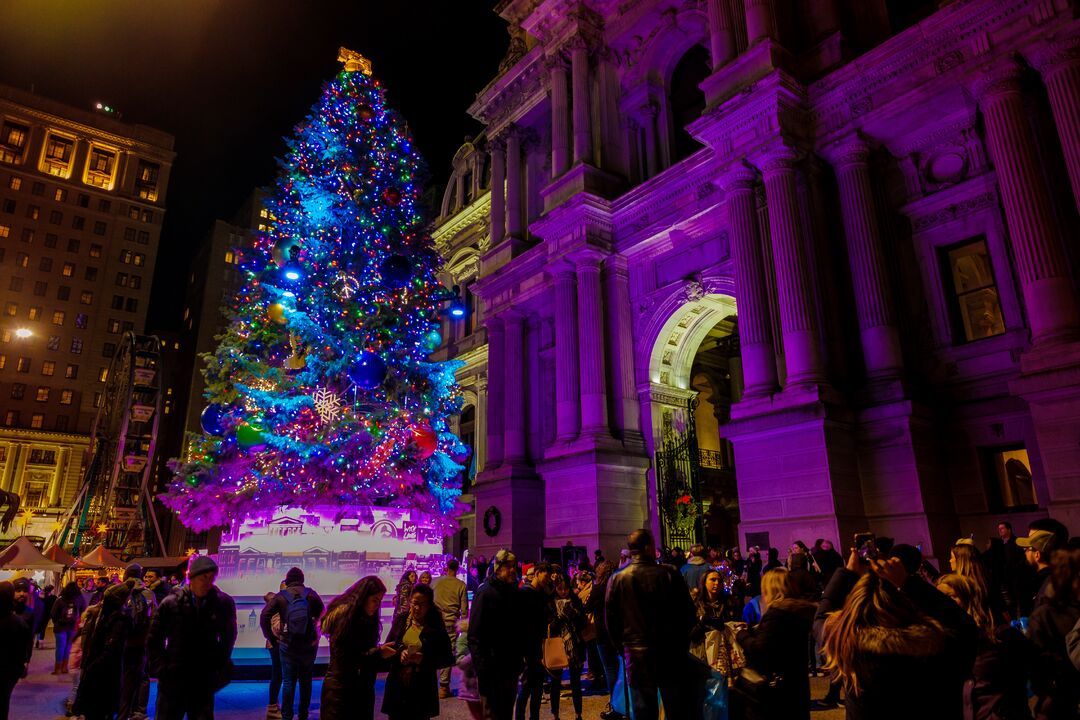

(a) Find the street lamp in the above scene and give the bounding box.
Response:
[14,328,31,339]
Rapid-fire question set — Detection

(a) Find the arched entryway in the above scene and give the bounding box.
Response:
[644,293,743,551]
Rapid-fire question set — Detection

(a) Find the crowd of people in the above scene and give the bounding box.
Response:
[0,514,1077,720]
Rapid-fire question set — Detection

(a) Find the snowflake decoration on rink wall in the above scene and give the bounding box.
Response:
[166,48,468,532]
[312,387,343,424]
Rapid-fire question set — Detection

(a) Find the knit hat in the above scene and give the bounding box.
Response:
[890,544,923,575]
[284,566,305,586]
[188,555,218,580]
[123,563,143,581]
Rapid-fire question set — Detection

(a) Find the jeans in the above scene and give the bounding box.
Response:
[550,665,583,718]
[54,628,75,663]
[514,658,546,720]
[440,626,458,688]
[596,641,621,710]
[268,646,282,706]
[154,690,215,720]
[624,649,690,720]
[280,652,314,720]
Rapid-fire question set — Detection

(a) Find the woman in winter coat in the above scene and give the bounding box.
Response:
[320,576,397,720]
[691,569,727,657]
[73,582,132,720]
[734,568,816,720]
[822,556,978,720]
[549,573,585,720]
[393,569,417,619]
[381,582,454,720]
[51,582,81,675]
[1028,548,1080,720]
[936,573,1032,720]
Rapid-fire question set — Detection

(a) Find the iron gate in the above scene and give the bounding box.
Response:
[655,398,704,548]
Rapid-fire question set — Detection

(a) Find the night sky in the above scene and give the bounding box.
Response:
[0,1,508,330]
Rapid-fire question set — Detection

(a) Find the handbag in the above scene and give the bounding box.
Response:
[733,666,784,707]
[542,624,569,672]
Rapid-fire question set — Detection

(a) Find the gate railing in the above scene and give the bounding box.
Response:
[655,398,705,548]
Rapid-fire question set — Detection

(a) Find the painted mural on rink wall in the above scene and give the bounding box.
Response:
[213,505,448,663]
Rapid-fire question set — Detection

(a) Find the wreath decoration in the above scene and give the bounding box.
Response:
[483,505,502,537]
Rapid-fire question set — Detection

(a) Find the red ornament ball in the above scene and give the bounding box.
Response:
[411,424,438,459]
[383,188,402,206]
[357,104,375,121]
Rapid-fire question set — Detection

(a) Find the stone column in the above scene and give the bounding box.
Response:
[506,128,523,239]
[502,311,527,462]
[553,265,581,440]
[605,256,641,435]
[549,55,571,177]
[489,139,506,247]
[476,379,489,472]
[975,60,1080,344]
[744,0,775,45]
[830,139,903,378]
[1032,36,1080,214]
[808,0,839,39]
[454,172,465,213]
[641,103,661,178]
[760,147,826,384]
[485,318,505,467]
[9,444,29,497]
[707,0,737,70]
[0,442,14,491]
[721,166,779,395]
[576,251,609,433]
[49,446,69,507]
[571,38,592,165]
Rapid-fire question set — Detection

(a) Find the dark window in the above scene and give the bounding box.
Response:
[92,220,107,235]
[75,313,87,329]
[49,210,62,225]
[111,295,124,310]
[67,238,80,253]
[84,266,98,281]
[47,335,60,351]
[57,285,70,300]
[33,281,47,296]
[44,233,58,248]
[65,364,78,379]
[98,199,111,212]
[669,45,710,163]
[71,215,84,230]
[8,277,22,292]
[125,297,138,313]
[102,342,116,358]
[10,383,25,399]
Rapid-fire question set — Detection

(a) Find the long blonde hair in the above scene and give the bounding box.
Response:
[936,574,995,640]
[822,573,943,695]
[760,567,789,610]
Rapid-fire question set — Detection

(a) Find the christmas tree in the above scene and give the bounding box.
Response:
[166,49,466,532]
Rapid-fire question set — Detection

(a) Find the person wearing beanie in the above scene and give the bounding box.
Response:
[0,580,32,720]
[73,582,133,720]
[260,567,324,720]
[147,555,237,720]
[117,563,157,720]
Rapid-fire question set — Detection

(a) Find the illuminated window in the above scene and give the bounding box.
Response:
[25,205,39,220]
[80,291,93,305]
[27,306,41,321]
[4,411,17,426]
[941,237,1005,343]
[16,252,28,268]
[62,262,75,277]
[121,249,132,264]
[0,355,4,369]
[0,224,9,237]
[260,208,268,218]
[225,250,235,264]
[133,253,145,267]
[35,387,49,402]
[116,273,128,287]
[47,336,60,351]
[5,302,16,316]
[16,357,29,373]
[55,188,67,202]
[8,177,21,190]
[108,319,121,333]
[60,389,73,405]
[65,364,77,379]
[70,338,82,354]
[98,367,108,382]
[42,134,75,177]
[93,392,102,407]
[75,313,87,329]
[41,361,55,376]
[85,147,117,188]
[141,209,152,223]
[0,121,29,164]
[89,243,102,258]
[30,414,43,429]
[129,275,141,290]
[52,311,64,325]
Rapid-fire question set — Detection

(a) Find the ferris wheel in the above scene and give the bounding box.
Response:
[54,332,166,558]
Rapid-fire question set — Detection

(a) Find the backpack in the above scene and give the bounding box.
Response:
[126,589,153,636]
[280,587,312,647]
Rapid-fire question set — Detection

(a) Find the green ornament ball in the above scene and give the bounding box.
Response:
[236,423,267,450]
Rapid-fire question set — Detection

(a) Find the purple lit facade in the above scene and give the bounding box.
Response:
[431,0,1080,563]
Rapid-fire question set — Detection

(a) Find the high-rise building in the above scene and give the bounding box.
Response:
[434,0,1080,561]
[0,84,174,541]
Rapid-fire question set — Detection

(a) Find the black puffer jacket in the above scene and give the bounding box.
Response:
[736,599,816,720]
[147,585,237,697]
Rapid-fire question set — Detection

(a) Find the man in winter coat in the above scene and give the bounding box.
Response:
[680,544,710,592]
[147,556,237,720]
[605,529,697,720]
[260,567,324,720]
[468,549,524,720]
[118,564,157,720]
[515,561,552,720]
[433,558,469,699]
[0,581,32,720]
[10,579,34,632]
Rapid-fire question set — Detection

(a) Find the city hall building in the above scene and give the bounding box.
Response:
[432,0,1080,562]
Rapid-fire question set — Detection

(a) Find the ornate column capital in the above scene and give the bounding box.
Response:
[719,163,759,192]
[569,246,607,270]
[1028,32,1080,76]
[544,52,570,73]
[971,57,1025,104]
[823,136,871,171]
[757,144,801,175]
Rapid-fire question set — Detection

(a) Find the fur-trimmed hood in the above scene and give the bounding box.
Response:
[855,622,946,659]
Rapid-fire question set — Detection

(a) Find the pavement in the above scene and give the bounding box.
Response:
[12,631,846,719]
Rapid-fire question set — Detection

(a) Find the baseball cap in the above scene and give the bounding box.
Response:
[1016,529,1055,554]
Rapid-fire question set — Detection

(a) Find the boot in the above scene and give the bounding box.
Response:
[60,659,69,674]
[265,703,281,719]
[51,661,61,675]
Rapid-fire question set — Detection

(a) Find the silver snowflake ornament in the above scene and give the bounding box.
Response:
[312,387,343,424]
[333,271,360,299]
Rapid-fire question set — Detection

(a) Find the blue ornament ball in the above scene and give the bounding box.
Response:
[379,254,412,288]
[200,404,227,436]
[348,352,387,390]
